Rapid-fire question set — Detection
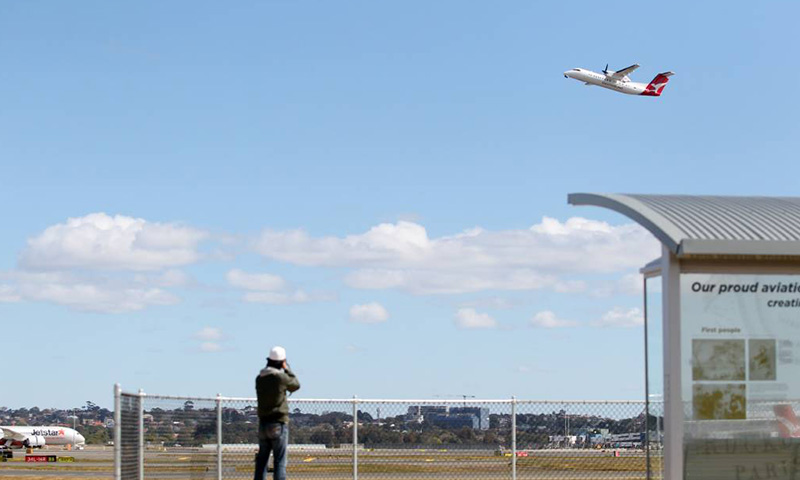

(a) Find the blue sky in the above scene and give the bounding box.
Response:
[1,1,799,408]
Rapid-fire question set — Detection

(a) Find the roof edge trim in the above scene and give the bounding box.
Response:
[568,193,683,254]
[640,257,662,278]
[681,239,800,257]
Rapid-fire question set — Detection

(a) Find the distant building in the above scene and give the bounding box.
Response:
[427,414,478,430]
[450,407,490,430]
[406,406,448,424]
[405,405,490,430]
[549,435,578,447]
[419,406,448,416]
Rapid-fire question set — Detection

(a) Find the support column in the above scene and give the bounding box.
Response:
[216,394,223,480]
[511,397,517,480]
[138,389,144,480]
[662,247,683,480]
[114,384,121,480]
[352,396,358,480]
[643,276,651,479]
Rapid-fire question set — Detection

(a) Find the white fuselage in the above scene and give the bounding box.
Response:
[0,426,85,449]
[564,68,647,95]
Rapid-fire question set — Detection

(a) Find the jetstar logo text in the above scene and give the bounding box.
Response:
[31,429,64,437]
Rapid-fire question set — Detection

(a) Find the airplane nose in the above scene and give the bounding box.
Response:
[77,434,85,444]
[563,71,571,78]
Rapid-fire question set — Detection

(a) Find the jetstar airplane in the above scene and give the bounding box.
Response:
[0,426,85,449]
[564,64,674,96]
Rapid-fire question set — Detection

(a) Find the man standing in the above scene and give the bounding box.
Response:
[254,346,300,480]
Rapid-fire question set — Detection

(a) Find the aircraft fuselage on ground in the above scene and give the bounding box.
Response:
[564,64,674,96]
[0,426,85,449]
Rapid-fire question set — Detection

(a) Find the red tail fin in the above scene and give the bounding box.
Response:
[774,405,800,438]
[641,71,674,97]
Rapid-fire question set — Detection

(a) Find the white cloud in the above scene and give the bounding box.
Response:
[615,273,645,296]
[134,269,192,288]
[226,269,286,291]
[459,297,518,310]
[529,310,577,328]
[199,342,223,353]
[592,307,644,328]
[344,269,584,295]
[194,327,224,341]
[20,213,207,271]
[0,285,21,303]
[255,221,431,267]
[0,214,204,313]
[192,327,229,353]
[454,308,497,329]
[243,290,318,305]
[256,217,655,271]
[592,273,646,298]
[155,269,191,287]
[226,269,331,305]
[349,302,389,324]
[255,217,657,295]
[0,268,185,313]
[9,271,178,313]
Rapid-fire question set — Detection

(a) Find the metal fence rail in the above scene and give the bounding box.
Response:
[114,386,661,480]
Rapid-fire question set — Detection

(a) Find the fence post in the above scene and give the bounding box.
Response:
[353,395,358,480]
[511,396,517,480]
[138,389,144,480]
[114,384,121,480]
[216,394,223,480]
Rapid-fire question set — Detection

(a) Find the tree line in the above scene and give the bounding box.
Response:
[139,406,648,449]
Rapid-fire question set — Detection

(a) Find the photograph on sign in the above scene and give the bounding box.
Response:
[691,339,745,381]
[692,383,746,420]
[748,339,777,381]
[682,274,800,479]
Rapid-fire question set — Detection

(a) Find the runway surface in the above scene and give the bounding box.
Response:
[0,445,659,480]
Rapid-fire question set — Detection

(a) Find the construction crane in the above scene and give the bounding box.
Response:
[433,394,476,407]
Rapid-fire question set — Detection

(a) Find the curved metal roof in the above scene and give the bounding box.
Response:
[568,194,800,257]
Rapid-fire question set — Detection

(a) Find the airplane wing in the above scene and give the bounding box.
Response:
[0,427,28,441]
[610,64,639,79]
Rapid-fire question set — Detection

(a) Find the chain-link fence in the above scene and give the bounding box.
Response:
[115,387,661,480]
[116,386,143,480]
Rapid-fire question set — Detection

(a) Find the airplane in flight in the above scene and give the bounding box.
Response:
[564,64,674,96]
[0,426,85,450]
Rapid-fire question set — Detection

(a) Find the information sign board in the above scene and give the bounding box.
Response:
[682,274,800,479]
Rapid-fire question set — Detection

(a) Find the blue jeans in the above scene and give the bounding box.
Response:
[254,421,287,480]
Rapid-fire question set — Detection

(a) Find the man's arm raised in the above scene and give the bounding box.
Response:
[283,363,301,393]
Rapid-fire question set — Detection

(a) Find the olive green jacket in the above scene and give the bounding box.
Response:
[256,366,301,423]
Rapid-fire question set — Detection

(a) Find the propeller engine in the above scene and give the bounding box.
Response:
[602,64,609,75]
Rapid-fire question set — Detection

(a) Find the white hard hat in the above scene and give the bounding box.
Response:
[268,346,286,361]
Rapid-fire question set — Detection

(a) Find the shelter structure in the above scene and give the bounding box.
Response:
[569,194,800,480]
